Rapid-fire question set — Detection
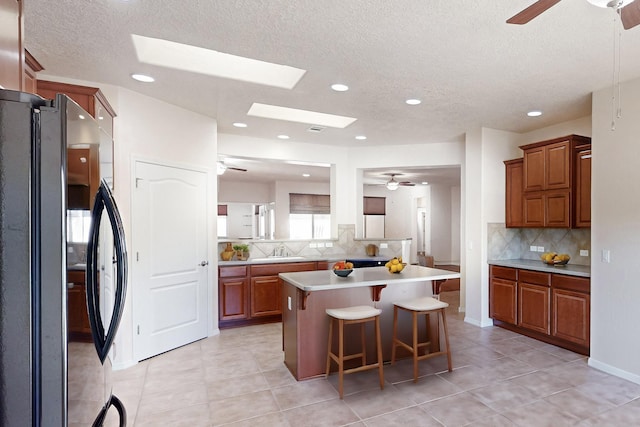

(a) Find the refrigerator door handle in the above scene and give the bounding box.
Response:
[86,179,128,364]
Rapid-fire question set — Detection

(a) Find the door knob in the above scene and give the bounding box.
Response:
[200,260,209,267]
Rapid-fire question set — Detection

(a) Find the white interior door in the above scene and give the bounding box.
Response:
[133,161,208,361]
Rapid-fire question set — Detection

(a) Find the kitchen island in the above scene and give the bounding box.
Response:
[279,265,460,380]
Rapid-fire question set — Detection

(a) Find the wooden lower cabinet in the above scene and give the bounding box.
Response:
[518,283,550,334]
[250,275,281,317]
[489,266,517,324]
[67,270,92,341]
[219,261,319,328]
[489,265,590,355]
[552,274,590,347]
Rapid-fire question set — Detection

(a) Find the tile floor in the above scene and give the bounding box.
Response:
[109,292,640,426]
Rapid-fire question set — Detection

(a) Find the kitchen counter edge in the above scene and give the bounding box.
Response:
[488,259,590,278]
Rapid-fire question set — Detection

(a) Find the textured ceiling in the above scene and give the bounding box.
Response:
[23,0,640,185]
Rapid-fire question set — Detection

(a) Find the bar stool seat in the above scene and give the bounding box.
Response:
[391,296,452,383]
[325,305,384,398]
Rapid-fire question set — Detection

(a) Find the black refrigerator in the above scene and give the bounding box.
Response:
[0,89,127,426]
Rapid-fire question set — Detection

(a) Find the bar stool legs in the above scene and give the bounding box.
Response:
[391,297,452,383]
[325,305,384,399]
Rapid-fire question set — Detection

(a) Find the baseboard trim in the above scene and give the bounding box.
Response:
[588,357,640,385]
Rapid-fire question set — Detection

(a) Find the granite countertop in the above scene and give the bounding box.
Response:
[218,254,393,266]
[488,259,590,278]
[67,263,86,271]
[279,265,460,292]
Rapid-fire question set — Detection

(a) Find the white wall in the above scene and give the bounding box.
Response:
[430,185,453,263]
[463,127,521,325]
[218,181,272,203]
[589,76,640,383]
[111,87,218,368]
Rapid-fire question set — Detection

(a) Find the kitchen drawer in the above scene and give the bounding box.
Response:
[219,266,247,278]
[552,274,590,293]
[490,265,517,281]
[251,262,317,276]
[518,269,550,287]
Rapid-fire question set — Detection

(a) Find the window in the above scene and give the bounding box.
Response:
[289,193,330,239]
[67,210,92,243]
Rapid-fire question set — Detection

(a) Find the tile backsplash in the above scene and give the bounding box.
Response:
[218,224,407,261]
[488,223,591,266]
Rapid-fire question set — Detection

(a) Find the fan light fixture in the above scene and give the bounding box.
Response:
[386,176,399,191]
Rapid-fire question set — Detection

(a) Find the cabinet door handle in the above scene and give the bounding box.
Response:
[200,260,209,267]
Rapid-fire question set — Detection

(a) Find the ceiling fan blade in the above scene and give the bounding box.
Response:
[621,1,640,30]
[227,167,248,172]
[507,0,561,24]
[399,181,415,186]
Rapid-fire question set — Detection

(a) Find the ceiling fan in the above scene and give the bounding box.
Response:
[385,174,415,191]
[507,0,640,30]
[216,160,247,175]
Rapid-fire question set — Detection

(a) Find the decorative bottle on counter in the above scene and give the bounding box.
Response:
[220,242,234,261]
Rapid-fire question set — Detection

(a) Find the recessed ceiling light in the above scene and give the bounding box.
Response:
[421,181,429,185]
[302,173,310,177]
[131,34,306,89]
[406,99,421,105]
[131,73,155,83]
[233,122,248,128]
[355,135,367,140]
[247,103,357,128]
[277,134,290,139]
[527,110,542,117]
[331,83,349,92]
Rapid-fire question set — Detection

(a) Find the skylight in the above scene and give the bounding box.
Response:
[131,34,306,89]
[247,103,357,128]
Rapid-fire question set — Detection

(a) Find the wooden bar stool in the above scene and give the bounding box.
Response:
[325,305,384,399]
[390,296,452,383]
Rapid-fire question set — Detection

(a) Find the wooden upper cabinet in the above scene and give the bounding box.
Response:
[23,49,44,94]
[574,147,591,227]
[36,80,116,136]
[504,159,524,227]
[513,135,591,228]
[0,0,23,91]
[523,146,545,192]
[523,138,571,191]
[545,141,571,190]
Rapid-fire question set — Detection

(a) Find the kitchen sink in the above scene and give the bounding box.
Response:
[251,256,306,262]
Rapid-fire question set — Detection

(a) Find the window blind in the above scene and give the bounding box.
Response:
[289,193,330,214]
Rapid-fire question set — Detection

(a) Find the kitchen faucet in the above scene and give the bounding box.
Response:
[273,244,288,257]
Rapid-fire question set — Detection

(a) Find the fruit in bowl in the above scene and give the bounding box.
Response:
[333,261,354,277]
[541,252,570,265]
[385,257,406,273]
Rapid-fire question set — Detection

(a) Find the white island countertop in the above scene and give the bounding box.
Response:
[279,265,460,292]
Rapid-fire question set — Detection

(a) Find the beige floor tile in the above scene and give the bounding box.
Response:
[362,406,443,426]
[343,385,415,420]
[209,390,280,425]
[544,388,616,420]
[395,374,463,404]
[501,399,582,426]
[224,411,291,427]
[576,374,640,406]
[510,348,568,369]
[419,392,498,426]
[283,398,360,427]
[206,371,269,400]
[133,401,211,427]
[110,292,640,427]
[505,369,573,398]
[272,378,339,410]
[136,381,208,420]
